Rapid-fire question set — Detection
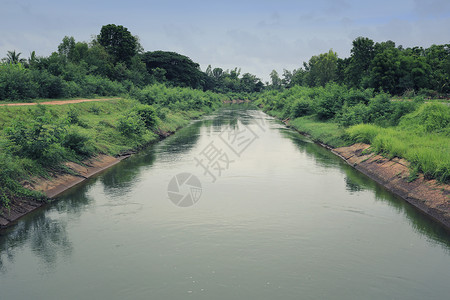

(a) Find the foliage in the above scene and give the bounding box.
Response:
[303,49,338,87]
[0,84,224,209]
[97,24,138,64]
[347,120,450,182]
[142,51,204,89]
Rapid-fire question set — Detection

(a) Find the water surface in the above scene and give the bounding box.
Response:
[1,108,449,299]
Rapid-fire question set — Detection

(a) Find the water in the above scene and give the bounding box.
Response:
[1,107,449,299]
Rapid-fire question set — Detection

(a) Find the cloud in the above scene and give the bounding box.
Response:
[0,0,449,81]
[413,0,450,17]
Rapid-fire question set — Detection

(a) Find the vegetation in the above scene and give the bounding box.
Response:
[282,37,450,96]
[256,84,449,183]
[0,85,224,210]
[1,24,449,212]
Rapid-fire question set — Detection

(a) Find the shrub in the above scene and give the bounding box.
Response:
[0,63,39,100]
[290,98,313,118]
[117,112,146,137]
[338,103,370,126]
[133,104,158,129]
[63,130,94,157]
[3,112,68,165]
[367,93,393,126]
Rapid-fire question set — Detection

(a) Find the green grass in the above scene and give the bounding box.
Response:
[0,91,222,210]
[347,124,450,182]
[262,102,449,184]
[289,116,349,148]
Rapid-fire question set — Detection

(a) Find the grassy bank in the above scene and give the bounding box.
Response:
[0,84,224,211]
[257,85,450,183]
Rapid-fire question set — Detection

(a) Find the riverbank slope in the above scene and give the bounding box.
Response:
[333,143,450,229]
[0,154,124,228]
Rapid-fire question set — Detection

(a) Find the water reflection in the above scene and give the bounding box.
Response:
[0,211,72,273]
[100,150,156,197]
[280,124,450,251]
[0,106,449,293]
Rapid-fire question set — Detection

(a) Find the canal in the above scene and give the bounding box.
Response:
[1,107,449,299]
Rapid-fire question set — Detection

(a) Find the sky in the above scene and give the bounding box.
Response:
[1,0,449,81]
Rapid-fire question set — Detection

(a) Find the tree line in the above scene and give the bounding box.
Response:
[1,25,449,101]
[270,37,450,96]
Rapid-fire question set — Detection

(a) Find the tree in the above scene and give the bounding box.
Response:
[425,44,450,93]
[290,69,306,86]
[270,70,282,89]
[281,69,293,88]
[142,51,204,88]
[97,24,138,64]
[346,37,375,87]
[369,47,401,94]
[240,73,263,92]
[304,49,338,87]
[58,36,76,60]
[3,50,26,64]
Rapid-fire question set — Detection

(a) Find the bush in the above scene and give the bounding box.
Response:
[30,69,64,98]
[338,103,370,126]
[0,63,39,100]
[3,110,68,165]
[367,93,393,126]
[117,112,146,137]
[133,104,158,129]
[290,98,313,118]
[63,130,94,157]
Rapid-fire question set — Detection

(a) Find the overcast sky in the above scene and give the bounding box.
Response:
[1,0,449,81]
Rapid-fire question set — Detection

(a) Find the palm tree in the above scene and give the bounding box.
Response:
[28,51,37,66]
[4,50,26,64]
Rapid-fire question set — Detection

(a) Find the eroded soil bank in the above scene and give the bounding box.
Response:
[0,154,126,228]
[333,143,450,230]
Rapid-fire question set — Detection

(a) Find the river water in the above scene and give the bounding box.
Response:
[1,107,449,299]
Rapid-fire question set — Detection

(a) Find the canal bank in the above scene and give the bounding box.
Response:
[0,131,179,229]
[333,143,450,230]
[280,117,450,231]
[2,108,449,300]
[2,108,449,232]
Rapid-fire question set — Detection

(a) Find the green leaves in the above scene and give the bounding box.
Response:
[97,24,138,65]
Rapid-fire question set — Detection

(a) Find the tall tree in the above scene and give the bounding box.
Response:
[304,49,338,87]
[142,51,204,88]
[270,70,282,89]
[58,36,76,60]
[346,37,375,87]
[97,24,138,64]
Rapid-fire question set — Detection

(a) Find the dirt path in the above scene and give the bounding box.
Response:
[0,97,121,107]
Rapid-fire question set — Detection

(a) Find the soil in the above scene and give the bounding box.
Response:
[333,143,450,230]
[0,98,120,107]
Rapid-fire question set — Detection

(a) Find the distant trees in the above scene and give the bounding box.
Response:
[303,49,338,87]
[345,37,375,87]
[203,65,263,93]
[2,50,26,64]
[283,37,450,95]
[141,51,204,89]
[2,26,449,99]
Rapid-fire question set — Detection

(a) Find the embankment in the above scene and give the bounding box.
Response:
[279,117,450,230]
[333,144,450,230]
[0,154,126,228]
